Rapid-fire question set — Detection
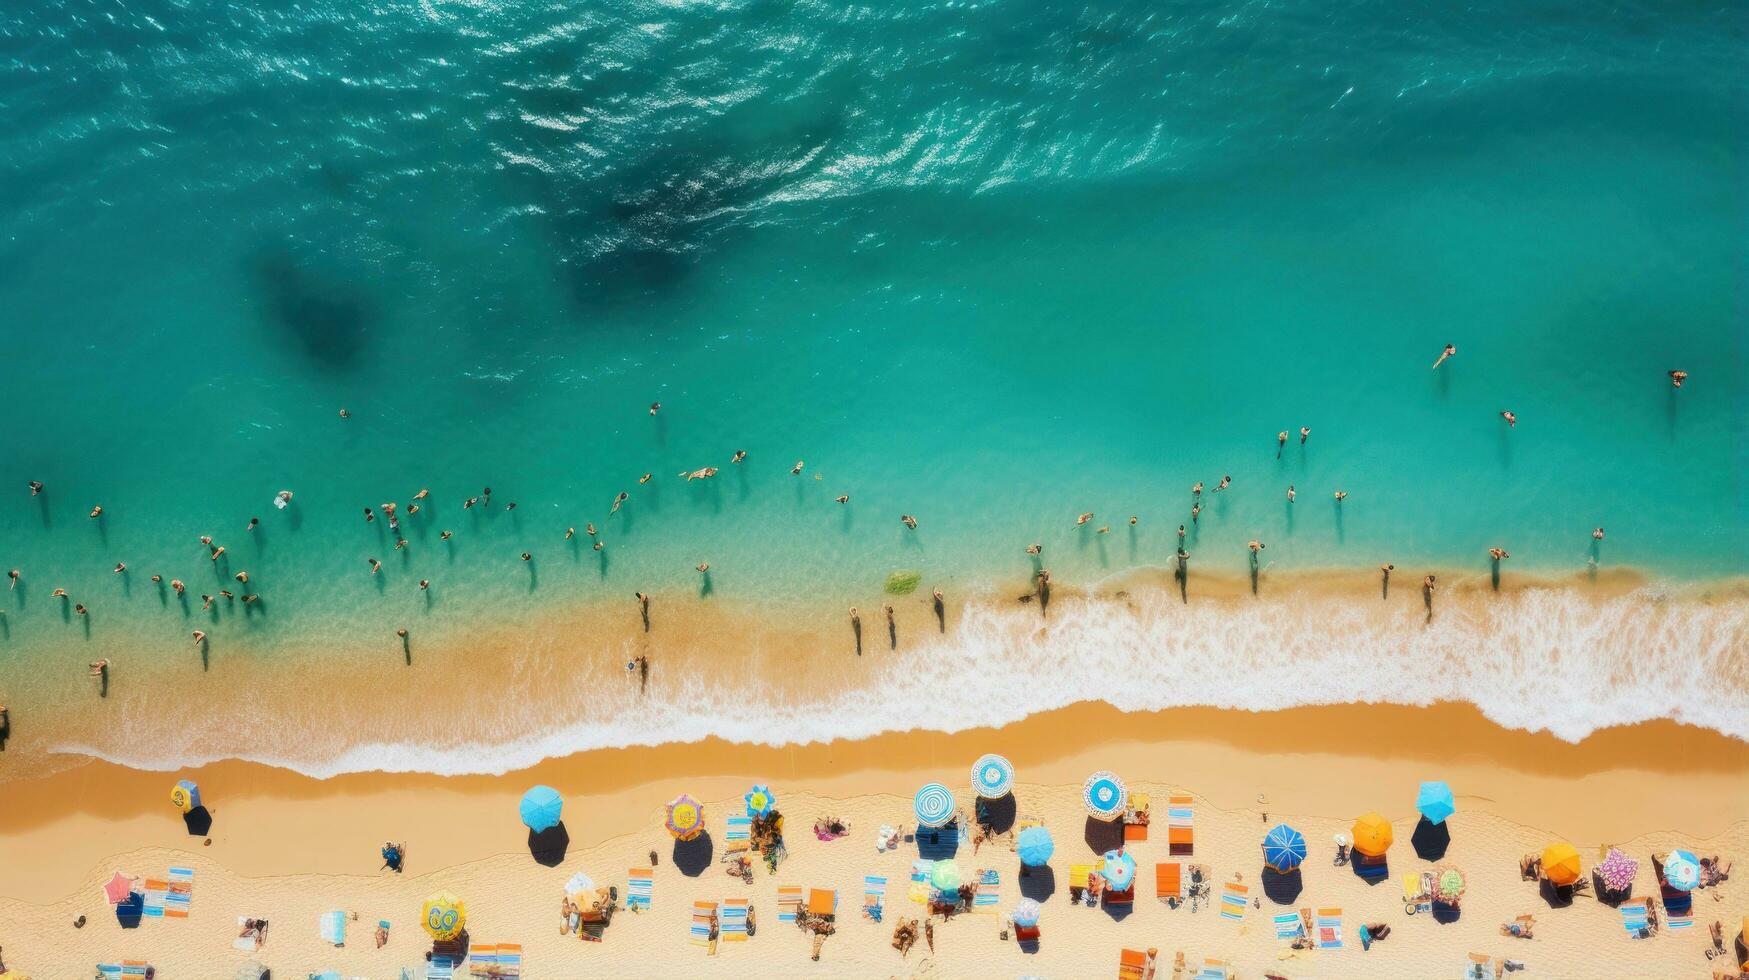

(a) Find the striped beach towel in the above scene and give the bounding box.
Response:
[863,875,887,922]
[776,886,803,921]
[469,944,522,977]
[1273,911,1304,940]
[1661,885,1694,928]
[427,957,456,980]
[319,909,346,945]
[626,867,653,911]
[141,877,168,918]
[721,898,750,941]
[1219,882,1248,921]
[1619,899,1650,937]
[690,901,717,947]
[1196,960,1230,980]
[1167,796,1195,855]
[908,860,934,903]
[725,816,752,842]
[974,868,1000,911]
[1316,907,1344,949]
[164,867,193,918]
[95,963,151,980]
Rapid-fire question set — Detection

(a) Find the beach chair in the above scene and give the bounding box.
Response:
[690,901,718,950]
[1317,908,1343,948]
[907,860,933,904]
[1156,862,1184,904]
[776,886,803,922]
[427,957,456,980]
[1167,796,1195,855]
[1274,910,1304,940]
[807,888,837,921]
[1069,864,1096,905]
[720,898,750,942]
[1220,881,1248,921]
[863,875,887,922]
[625,868,652,911]
[1620,898,1651,938]
[975,868,1000,912]
[1196,960,1230,980]
[1015,922,1041,944]
[165,867,193,919]
[1118,947,1149,979]
[1463,953,1492,979]
[141,877,169,918]
[1124,792,1150,842]
[1404,871,1433,915]
[1662,884,1694,929]
[319,910,347,946]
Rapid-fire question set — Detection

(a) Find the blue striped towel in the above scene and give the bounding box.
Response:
[974,869,999,909]
[165,867,193,917]
[720,899,750,937]
[1219,882,1247,920]
[1274,911,1303,939]
[908,860,934,903]
[141,878,167,918]
[1196,963,1229,980]
[863,875,887,921]
[121,965,149,979]
[1620,900,1649,937]
[427,957,455,979]
[95,967,122,980]
[626,868,653,910]
[1317,909,1343,949]
[726,816,752,841]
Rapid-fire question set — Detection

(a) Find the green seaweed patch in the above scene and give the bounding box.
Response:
[884,570,923,595]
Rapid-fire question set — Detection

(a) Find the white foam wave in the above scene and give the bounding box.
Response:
[53,587,1749,779]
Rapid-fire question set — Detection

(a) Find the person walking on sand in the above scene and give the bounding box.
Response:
[636,592,650,632]
[1422,575,1436,620]
[885,603,898,649]
[1668,369,1687,388]
[1380,563,1394,598]
[932,588,945,632]
[1432,344,1456,369]
[1501,410,1517,427]
[1299,426,1310,445]
[1277,431,1288,458]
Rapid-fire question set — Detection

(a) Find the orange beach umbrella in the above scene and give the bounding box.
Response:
[1351,813,1393,857]
[1541,843,1582,886]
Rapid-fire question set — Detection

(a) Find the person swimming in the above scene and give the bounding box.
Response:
[791,460,805,475]
[419,579,430,590]
[1334,490,1347,503]
[1215,475,1231,492]
[611,492,628,514]
[680,467,718,480]
[649,401,661,416]
[28,480,45,496]
[89,505,102,519]
[1489,547,1510,561]
[201,594,214,610]
[275,490,293,509]
[835,495,849,504]
[585,523,597,537]
[1097,525,1110,534]
[464,497,479,509]
[368,559,382,574]
[338,408,350,418]
[696,562,710,573]
[74,603,87,615]
[413,489,430,500]
[639,473,652,485]
[1500,410,1517,427]
[593,540,603,551]
[566,527,576,540]
[900,515,918,529]
[1076,512,1093,526]
[1277,431,1288,457]
[7,570,17,590]
[732,450,746,463]
[246,517,259,531]
[521,552,532,562]
[113,562,126,574]
[1299,426,1310,445]
[234,571,248,584]
[440,530,453,540]
[364,507,375,522]
[1026,543,1042,555]
[1248,540,1265,553]
[192,630,205,645]
[210,545,225,561]
[1432,344,1456,369]
[170,579,185,594]
[1668,369,1687,387]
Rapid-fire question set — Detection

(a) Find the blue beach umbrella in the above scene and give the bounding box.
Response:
[1011,897,1042,928]
[1416,781,1456,825]
[1663,850,1701,892]
[1017,826,1055,867]
[1099,849,1137,891]
[971,754,1015,799]
[1083,771,1127,821]
[914,782,956,828]
[744,784,776,818]
[519,785,563,832]
[1262,824,1308,873]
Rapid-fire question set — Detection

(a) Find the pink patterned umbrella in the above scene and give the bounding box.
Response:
[103,871,137,904]
[1597,848,1639,892]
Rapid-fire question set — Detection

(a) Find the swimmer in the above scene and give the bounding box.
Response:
[201,535,213,547]
[210,546,225,561]
[152,575,162,583]
[1097,525,1110,534]
[835,495,849,504]
[201,594,214,611]
[88,659,108,676]
[1277,431,1288,457]
[419,579,429,590]
[396,628,408,639]
[246,517,259,531]
[1215,475,1231,492]
[52,588,68,598]
[1432,343,1456,369]
[338,408,350,418]
[7,569,17,589]
[900,515,918,529]
[696,562,710,573]
[586,523,598,537]
[611,492,628,514]
[192,630,205,645]
[566,527,576,540]
[1076,512,1094,526]
[368,559,382,574]
[1025,544,1042,556]
[1489,548,1510,561]
[592,540,603,551]
[482,487,492,500]
[413,489,429,500]
[1668,369,1687,388]
[680,467,718,480]
[732,450,746,463]
[365,507,375,522]
[75,603,87,615]
[1299,426,1310,445]
[1129,516,1138,525]
[464,497,479,509]
[275,490,293,508]
[521,552,532,562]
[791,460,804,475]
[1248,540,1265,553]
[1500,410,1517,427]
[28,480,45,495]
[1334,490,1347,502]
[220,590,233,599]
[171,579,185,594]
[394,538,407,551]
[406,504,420,515]
[639,473,652,485]
[505,502,516,512]
[1592,527,1605,541]
[234,571,248,583]
[113,562,126,574]
[89,505,102,519]
[440,530,453,540]
[1287,485,1295,503]
[649,401,661,416]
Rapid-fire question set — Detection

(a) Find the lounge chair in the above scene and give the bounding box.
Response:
[807,888,837,921]
[625,868,652,911]
[1125,793,1151,842]
[1167,796,1195,855]
[1156,863,1184,905]
[690,901,718,953]
[720,898,751,942]
[1118,947,1150,979]
[862,875,887,922]
[1220,882,1248,921]
[1070,864,1096,905]
[1464,952,1494,979]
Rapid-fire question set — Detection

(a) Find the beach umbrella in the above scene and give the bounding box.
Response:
[970,754,1015,799]
[931,859,963,893]
[913,782,956,828]
[421,891,466,940]
[1416,781,1455,825]
[1663,849,1701,892]
[170,779,201,813]
[1351,813,1393,857]
[1082,771,1127,821]
[102,871,137,905]
[1099,849,1137,891]
[564,871,595,904]
[1432,864,1466,903]
[744,784,776,818]
[1017,826,1055,867]
[1541,843,1582,886]
[665,794,705,841]
[519,785,563,832]
[1262,824,1307,873]
[1596,848,1639,892]
[1012,897,1042,928]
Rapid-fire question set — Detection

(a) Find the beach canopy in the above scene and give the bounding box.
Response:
[1416,781,1455,825]
[102,871,137,905]
[170,779,201,813]
[1262,824,1307,873]
[1351,813,1393,857]
[744,784,776,818]
[971,754,1015,799]
[421,891,466,940]
[1082,771,1128,821]
[665,794,705,841]
[913,783,956,828]
[1100,849,1137,891]
[519,785,563,832]
[930,859,962,893]
[1012,897,1042,928]
[1432,864,1466,903]
[1663,849,1701,892]
[1596,848,1639,892]
[1541,843,1582,886]
[1017,826,1055,867]
[564,872,595,903]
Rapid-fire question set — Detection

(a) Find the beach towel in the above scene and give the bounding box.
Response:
[721,898,750,942]
[1155,862,1183,901]
[863,875,887,922]
[1660,884,1694,928]
[1274,911,1305,940]
[626,868,653,911]
[776,886,803,921]
[1124,792,1150,842]
[908,860,934,904]
[974,869,1000,911]
[1196,960,1230,980]
[95,964,150,980]
[1317,907,1344,949]
[469,944,522,977]
[690,901,717,948]
[725,816,751,842]
[806,888,836,919]
[164,867,193,919]
[1220,882,1248,921]
[1167,796,1195,855]
[1619,898,1651,938]
[141,877,168,918]
[426,957,455,980]
[319,910,346,946]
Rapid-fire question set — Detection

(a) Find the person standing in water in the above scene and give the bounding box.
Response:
[28,480,45,496]
[932,588,945,632]
[885,604,897,650]
[1379,563,1394,599]
[1277,431,1288,458]
[1432,344,1456,369]
[849,607,862,656]
[1422,575,1436,621]
[1286,485,1296,503]
[636,592,651,632]
[1299,426,1310,445]
[1191,502,1201,524]
[6,569,16,590]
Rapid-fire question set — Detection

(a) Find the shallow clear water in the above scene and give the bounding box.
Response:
[0,0,1744,771]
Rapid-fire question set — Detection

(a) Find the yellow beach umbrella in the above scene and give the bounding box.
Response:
[1351,812,1393,857]
[422,891,466,940]
[665,794,705,841]
[1541,843,1582,887]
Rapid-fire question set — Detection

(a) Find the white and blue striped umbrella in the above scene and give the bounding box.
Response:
[913,782,956,828]
[1083,771,1127,820]
[971,754,1015,799]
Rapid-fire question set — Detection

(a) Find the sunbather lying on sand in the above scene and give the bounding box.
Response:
[1501,915,1534,939]
[892,918,919,956]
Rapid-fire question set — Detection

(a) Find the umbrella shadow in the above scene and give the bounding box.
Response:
[528,822,570,867]
[1101,897,1133,922]
[1351,858,1389,885]
[1083,817,1123,855]
[1538,879,1575,908]
[1018,865,1056,902]
[916,823,961,862]
[183,806,214,836]
[1262,868,1303,905]
[673,832,713,877]
[1431,901,1462,924]
[976,794,1017,834]
[1411,818,1451,861]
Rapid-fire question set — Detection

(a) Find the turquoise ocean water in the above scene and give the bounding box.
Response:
[0,0,1744,774]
